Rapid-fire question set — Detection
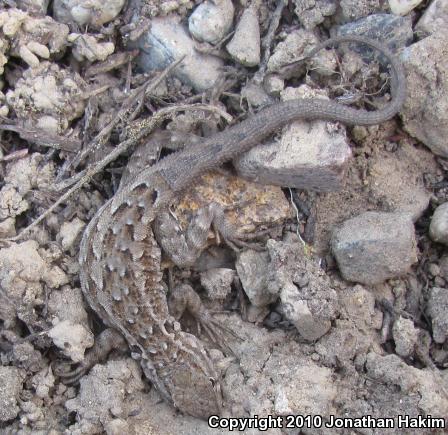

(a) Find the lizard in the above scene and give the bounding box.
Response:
[69,35,406,419]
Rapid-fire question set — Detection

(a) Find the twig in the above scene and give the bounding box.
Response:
[253,0,287,84]
[60,55,187,177]
[84,50,139,78]
[0,124,81,152]
[0,149,29,162]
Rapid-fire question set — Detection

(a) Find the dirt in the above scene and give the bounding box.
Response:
[0,1,447,434]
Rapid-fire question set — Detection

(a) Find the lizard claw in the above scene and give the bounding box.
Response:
[223,236,266,253]
[196,311,242,356]
[169,284,241,356]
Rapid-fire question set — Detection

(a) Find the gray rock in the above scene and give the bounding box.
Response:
[32,366,55,399]
[293,0,337,30]
[0,366,24,422]
[235,249,277,307]
[200,267,235,300]
[240,83,273,108]
[439,255,448,281]
[416,0,448,36]
[315,320,372,367]
[365,352,448,417]
[426,287,448,344]
[339,285,381,330]
[135,16,223,91]
[264,75,285,95]
[368,147,431,222]
[267,29,319,73]
[188,0,234,44]
[53,0,125,27]
[16,0,49,14]
[331,212,418,285]
[429,203,448,245]
[0,184,28,220]
[245,304,270,323]
[428,262,440,277]
[316,286,381,367]
[65,359,145,431]
[0,217,15,238]
[272,362,337,415]
[48,320,94,362]
[338,0,383,22]
[281,282,332,341]
[226,7,260,66]
[235,85,352,192]
[268,236,338,341]
[392,316,418,357]
[336,14,413,53]
[401,33,448,157]
[12,341,44,373]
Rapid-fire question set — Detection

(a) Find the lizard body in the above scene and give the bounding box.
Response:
[78,36,406,419]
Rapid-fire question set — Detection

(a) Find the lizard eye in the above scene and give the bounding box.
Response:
[209,377,216,387]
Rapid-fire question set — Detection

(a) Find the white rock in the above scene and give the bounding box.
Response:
[0,366,24,422]
[281,284,332,341]
[36,115,59,134]
[188,0,234,44]
[267,29,319,72]
[48,320,94,362]
[200,268,235,300]
[60,217,85,251]
[0,184,28,220]
[429,202,448,246]
[226,7,260,67]
[389,0,423,15]
[392,316,418,357]
[69,34,115,62]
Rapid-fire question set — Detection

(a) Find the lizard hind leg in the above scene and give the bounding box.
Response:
[168,283,239,356]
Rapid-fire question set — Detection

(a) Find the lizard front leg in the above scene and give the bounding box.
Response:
[153,202,244,267]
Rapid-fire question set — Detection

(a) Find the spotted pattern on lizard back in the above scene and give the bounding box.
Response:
[79,172,223,417]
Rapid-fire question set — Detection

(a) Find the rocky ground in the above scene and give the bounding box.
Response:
[0,0,447,434]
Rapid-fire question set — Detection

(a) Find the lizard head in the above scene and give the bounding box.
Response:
[159,332,223,419]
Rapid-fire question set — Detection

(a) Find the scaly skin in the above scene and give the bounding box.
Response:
[78,36,406,419]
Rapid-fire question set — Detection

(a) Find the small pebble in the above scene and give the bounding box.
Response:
[427,263,440,277]
[429,203,448,246]
[188,0,234,44]
[226,7,261,66]
[388,0,423,16]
